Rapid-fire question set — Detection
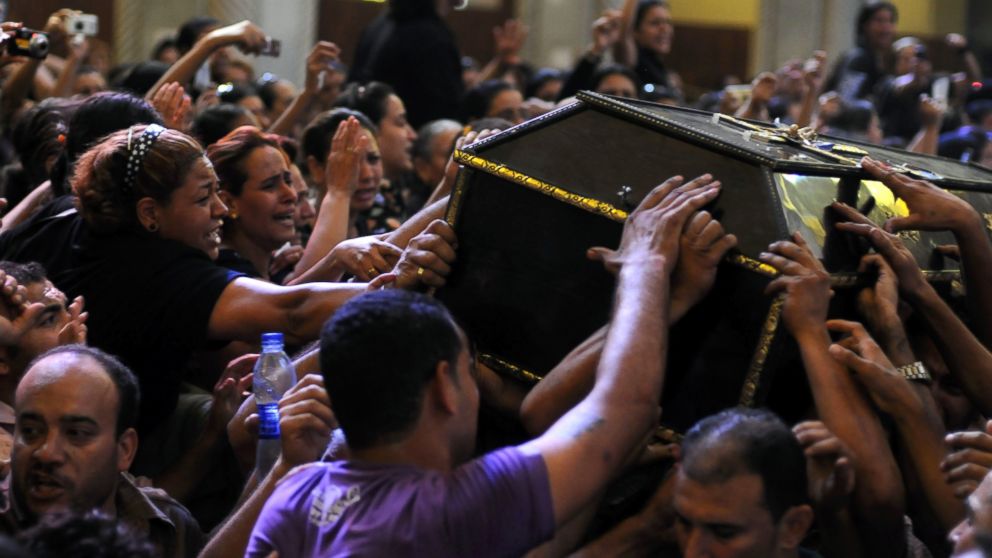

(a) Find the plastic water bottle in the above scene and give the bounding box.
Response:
[254,332,296,476]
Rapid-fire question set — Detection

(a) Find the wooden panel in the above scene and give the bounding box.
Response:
[7,0,114,56]
[317,0,515,68]
[669,23,751,95]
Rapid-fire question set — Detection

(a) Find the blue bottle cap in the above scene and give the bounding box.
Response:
[261,332,284,351]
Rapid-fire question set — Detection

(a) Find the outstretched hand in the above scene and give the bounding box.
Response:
[587,174,722,273]
[831,200,930,300]
[861,157,979,235]
[669,210,738,321]
[325,116,369,196]
[794,421,855,513]
[760,232,832,334]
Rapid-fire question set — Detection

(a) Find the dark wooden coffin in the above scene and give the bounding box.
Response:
[437,91,992,436]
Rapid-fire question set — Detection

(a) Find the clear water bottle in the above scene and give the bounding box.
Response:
[254,332,296,476]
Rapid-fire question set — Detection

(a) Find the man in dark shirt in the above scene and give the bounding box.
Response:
[0,345,203,557]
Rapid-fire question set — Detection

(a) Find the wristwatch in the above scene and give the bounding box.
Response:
[897,361,932,384]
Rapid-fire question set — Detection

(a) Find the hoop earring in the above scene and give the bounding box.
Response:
[147,222,159,232]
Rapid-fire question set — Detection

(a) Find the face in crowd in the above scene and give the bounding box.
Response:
[377,95,418,179]
[146,156,229,260]
[635,3,674,57]
[221,145,299,252]
[12,352,137,521]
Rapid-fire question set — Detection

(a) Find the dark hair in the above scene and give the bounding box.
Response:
[192,104,254,148]
[111,61,170,97]
[275,135,299,163]
[319,290,463,449]
[525,68,565,100]
[592,64,642,94]
[334,82,395,127]
[855,2,897,45]
[7,103,68,204]
[635,0,670,31]
[151,36,177,61]
[28,345,141,437]
[176,16,219,54]
[51,92,163,197]
[18,510,155,558]
[388,0,441,21]
[412,119,462,161]
[681,408,808,521]
[459,79,515,123]
[0,261,47,286]
[465,117,512,133]
[73,126,204,234]
[257,76,288,111]
[826,99,877,134]
[217,82,260,105]
[302,108,377,165]
[207,126,285,196]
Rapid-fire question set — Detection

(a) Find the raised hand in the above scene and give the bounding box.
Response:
[304,41,341,95]
[670,210,738,320]
[277,374,336,468]
[825,319,923,417]
[57,295,88,345]
[493,19,529,64]
[802,51,827,92]
[0,270,45,346]
[831,200,931,300]
[590,10,622,56]
[150,81,192,130]
[943,420,992,499]
[861,157,979,235]
[204,20,267,55]
[388,220,458,290]
[793,421,855,512]
[760,232,832,334]
[207,353,256,439]
[325,116,369,197]
[587,174,722,273]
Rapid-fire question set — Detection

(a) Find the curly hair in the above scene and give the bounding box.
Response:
[206,126,287,197]
[72,126,205,235]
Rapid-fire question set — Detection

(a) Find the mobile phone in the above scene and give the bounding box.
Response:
[66,13,99,37]
[260,37,281,57]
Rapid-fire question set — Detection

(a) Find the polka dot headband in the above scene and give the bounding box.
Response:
[123,124,166,193]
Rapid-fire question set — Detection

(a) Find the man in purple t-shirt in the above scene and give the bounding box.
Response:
[246,174,724,557]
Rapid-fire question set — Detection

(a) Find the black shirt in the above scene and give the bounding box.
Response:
[824,46,888,103]
[216,248,263,279]
[0,194,83,287]
[634,46,672,90]
[59,231,242,433]
[350,12,463,128]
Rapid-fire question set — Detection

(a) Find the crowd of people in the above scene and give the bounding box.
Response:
[0,0,989,556]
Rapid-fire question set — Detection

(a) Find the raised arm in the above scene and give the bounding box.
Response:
[833,198,992,416]
[268,41,340,137]
[522,202,736,435]
[519,175,721,527]
[146,20,267,100]
[291,117,366,280]
[612,0,639,67]
[861,157,992,348]
[759,233,906,557]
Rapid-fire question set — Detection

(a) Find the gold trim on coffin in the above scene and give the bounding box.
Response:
[478,353,543,385]
[739,295,785,407]
[453,150,629,222]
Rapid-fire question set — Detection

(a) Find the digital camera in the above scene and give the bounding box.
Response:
[4,28,49,59]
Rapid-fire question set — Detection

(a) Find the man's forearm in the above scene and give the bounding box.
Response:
[794,327,906,555]
[954,218,992,348]
[891,390,965,531]
[199,460,291,558]
[911,283,992,416]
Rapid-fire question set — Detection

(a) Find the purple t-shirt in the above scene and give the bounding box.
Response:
[246,447,555,558]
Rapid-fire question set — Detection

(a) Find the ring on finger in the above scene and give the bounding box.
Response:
[416,266,425,277]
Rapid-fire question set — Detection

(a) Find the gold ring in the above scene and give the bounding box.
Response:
[367,267,377,276]
[416,267,425,277]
